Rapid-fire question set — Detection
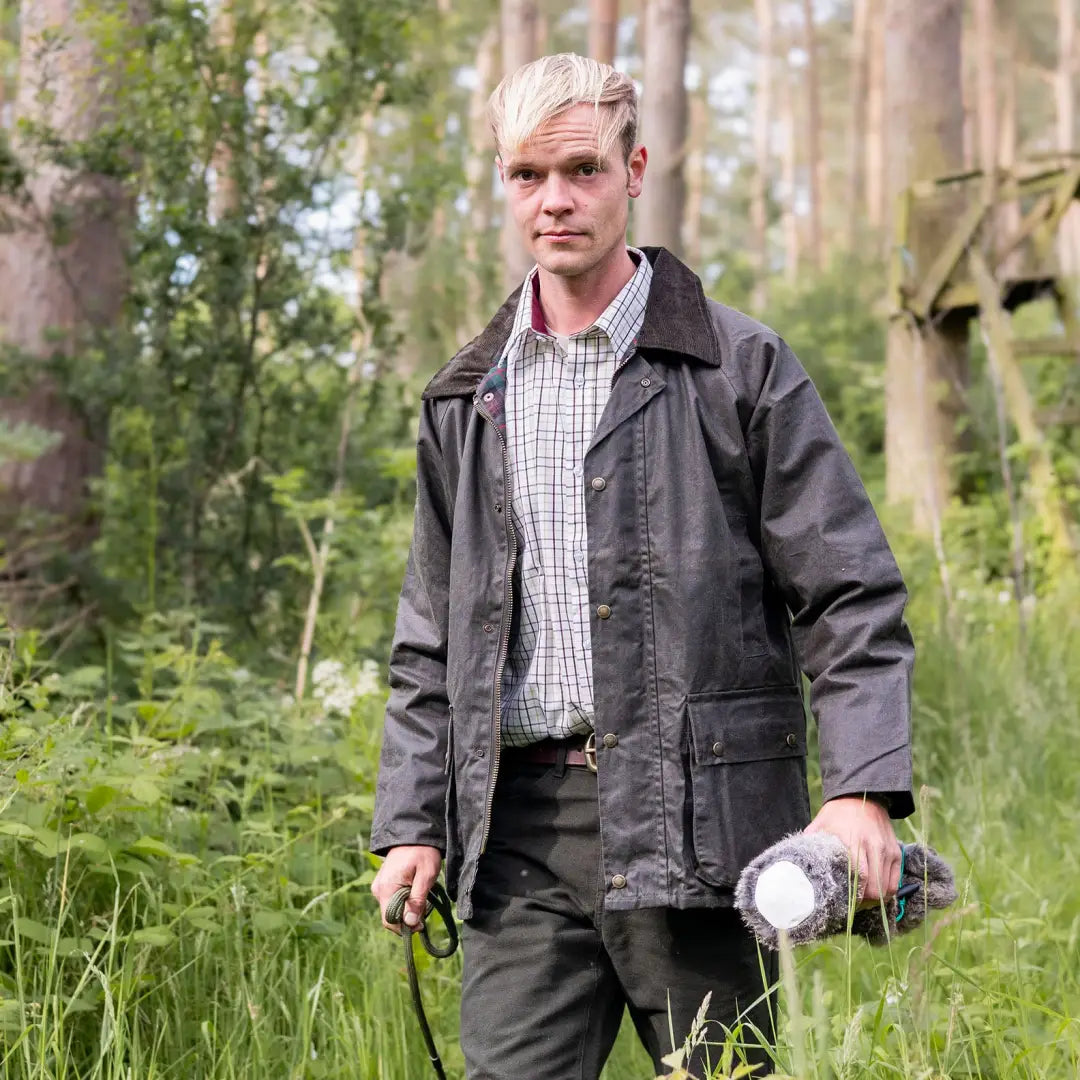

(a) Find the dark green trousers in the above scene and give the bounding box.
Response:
[459,757,778,1080]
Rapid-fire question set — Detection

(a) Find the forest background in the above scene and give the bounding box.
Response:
[1,0,1079,1077]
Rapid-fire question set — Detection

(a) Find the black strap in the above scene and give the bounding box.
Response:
[385,883,459,1079]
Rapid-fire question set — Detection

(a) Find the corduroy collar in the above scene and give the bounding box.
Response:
[421,246,720,400]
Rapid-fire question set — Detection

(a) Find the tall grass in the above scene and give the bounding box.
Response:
[1,584,1079,1078]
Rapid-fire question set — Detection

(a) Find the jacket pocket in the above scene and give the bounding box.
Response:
[686,686,812,888]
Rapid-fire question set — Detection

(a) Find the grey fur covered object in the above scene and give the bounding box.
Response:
[735,833,957,951]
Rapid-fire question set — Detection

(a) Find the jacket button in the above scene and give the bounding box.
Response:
[494,502,502,513]
[640,377,651,388]
[611,874,627,889]
[483,623,495,633]
[596,604,611,619]
[602,733,618,749]
[590,476,607,491]
[711,741,724,757]
[785,733,798,748]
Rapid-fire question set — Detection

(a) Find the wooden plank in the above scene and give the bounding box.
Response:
[908,198,986,318]
[993,193,1054,269]
[1013,336,1080,357]
[969,249,1075,560]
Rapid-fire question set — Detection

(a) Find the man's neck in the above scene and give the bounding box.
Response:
[534,245,638,336]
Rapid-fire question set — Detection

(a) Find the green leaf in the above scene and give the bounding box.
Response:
[14,918,55,945]
[0,822,36,840]
[86,785,118,813]
[128,836,176,859]
[128,778,162,804]
[132,926,175,947]
[251,909,288,932]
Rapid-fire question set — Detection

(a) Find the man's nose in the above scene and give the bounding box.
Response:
[540,173,574,216]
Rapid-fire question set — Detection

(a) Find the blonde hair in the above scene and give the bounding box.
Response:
[487,53,638,165]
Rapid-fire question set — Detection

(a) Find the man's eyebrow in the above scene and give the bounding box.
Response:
[506,151,603,171]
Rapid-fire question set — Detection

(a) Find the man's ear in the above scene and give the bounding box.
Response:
[626,145,647,199]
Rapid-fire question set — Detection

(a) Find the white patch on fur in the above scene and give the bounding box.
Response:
[754,859,816,930]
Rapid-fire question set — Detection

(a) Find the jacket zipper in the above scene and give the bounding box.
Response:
[473,396,518,854]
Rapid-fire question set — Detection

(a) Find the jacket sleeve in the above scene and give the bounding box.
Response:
[369,399,454,855]
[743,335,915,818]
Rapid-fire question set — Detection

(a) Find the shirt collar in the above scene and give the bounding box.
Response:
[506,247,653,365]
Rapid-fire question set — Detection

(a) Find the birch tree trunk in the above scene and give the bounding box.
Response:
[464,21,500,337]
[210,0,241,220]
[845,0,869,248]
[779,53,800,282]
[801,0,824,270]
[589,0,618,67]
[499,0,538,289]
[883,0,968,532]
[683,90,707,272]
[751,0,773,309]
[864,0,885,233]
[636,0,690,255]
[0,0,139,534]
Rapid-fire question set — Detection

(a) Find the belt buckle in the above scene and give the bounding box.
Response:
[584,732,598,773]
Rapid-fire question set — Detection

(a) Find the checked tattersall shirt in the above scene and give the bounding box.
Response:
[501,248,653,747]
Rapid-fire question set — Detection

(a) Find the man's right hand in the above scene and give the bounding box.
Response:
[371,845,443,935]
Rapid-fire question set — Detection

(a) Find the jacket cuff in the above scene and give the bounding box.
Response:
[368,830,446,860]
[825,788,915,820]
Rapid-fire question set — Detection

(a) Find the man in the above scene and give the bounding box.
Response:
[371,53,914,1079]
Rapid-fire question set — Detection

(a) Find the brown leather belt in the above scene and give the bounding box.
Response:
[503,732,597,773]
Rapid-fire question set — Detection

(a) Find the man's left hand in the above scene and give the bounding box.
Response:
[804,796,900,905]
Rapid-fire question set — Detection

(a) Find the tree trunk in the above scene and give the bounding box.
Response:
[588,0,618,67]
[210,0,241,220]
[973,0,997,202]
[751,0,773,309]
[464,21,501,338]
[883,0,968,532]
[499,0,538,289]
[801,0,824,270]
[845,0,869,248]
[683,90,707,272]
[779,53,800,282]
[864,0,885,233]
[0,0,138,534]
[998,18,1021,266]
[1057,0,1080,277]
[636,0,690,255]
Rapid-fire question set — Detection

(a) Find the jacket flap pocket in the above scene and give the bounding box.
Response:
[687,687,806,765]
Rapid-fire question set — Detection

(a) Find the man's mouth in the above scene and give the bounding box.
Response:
[541,231,584,241]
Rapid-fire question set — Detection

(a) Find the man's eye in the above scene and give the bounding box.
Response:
[513,170,536,182]
[579,164,600,176]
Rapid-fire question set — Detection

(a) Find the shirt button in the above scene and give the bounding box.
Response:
[573,466,583,478]
[574,550,585,563]
[596,604,611,619]
[602,733,618,749]
[611,874,627,889]
[574,375,585,387]
[590,476,607,491]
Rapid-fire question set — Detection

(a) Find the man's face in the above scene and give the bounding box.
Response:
[497,104,646,279]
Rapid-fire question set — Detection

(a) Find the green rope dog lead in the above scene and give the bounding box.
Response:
[385,883,459,1080]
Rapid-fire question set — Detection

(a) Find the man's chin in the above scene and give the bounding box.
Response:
[533,242,594,276]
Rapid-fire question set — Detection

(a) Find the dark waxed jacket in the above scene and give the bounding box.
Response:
[370,247,914,920]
